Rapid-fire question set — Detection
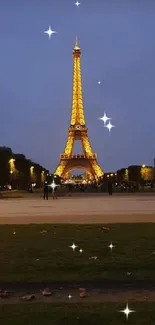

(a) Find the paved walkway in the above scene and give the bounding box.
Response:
[0,195,155,224]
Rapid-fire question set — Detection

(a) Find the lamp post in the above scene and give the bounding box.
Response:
[9,159,15,172]
[30,166,34,182]
[41,170,45,185]
[9,159,16,189]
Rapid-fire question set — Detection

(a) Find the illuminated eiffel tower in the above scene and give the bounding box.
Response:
[54,37,104,180]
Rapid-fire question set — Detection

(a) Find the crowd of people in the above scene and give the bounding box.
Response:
[29,179,144,200]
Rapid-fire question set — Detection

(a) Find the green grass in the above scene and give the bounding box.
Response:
[0,223,155,282]
[0,303,155,324]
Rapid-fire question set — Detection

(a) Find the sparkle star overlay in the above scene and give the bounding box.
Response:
[69,242,78,251]
[105,120,115,133]
[68,294,72,300]
[49,180,59,192]
[44,26,57,39]
[75,1,81,7]
[108,242,115,251]
[99,112,111,125]
[120,303,135,320]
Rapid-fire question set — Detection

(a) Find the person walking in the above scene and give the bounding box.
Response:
[43,181,49,200]
[52,186,57,200]
[108,181,113,195]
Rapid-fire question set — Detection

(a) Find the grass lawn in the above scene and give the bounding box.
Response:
[0,302,155,324]
[0,224,155,282]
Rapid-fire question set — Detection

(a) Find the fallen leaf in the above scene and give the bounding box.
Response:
[41,288,52,296]
[89,256,98,260]
[80,291,88,298]
[0,290,9,298]
[20,294,35,301]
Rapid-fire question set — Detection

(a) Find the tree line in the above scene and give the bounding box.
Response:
[0,146,49,190]
[102,165,154,185]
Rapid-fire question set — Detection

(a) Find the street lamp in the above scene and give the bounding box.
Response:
[30,166,34,182]
[9,158,15,171]
[9,159,16,188]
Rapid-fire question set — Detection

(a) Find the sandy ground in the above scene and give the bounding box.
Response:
[0,194,155,224]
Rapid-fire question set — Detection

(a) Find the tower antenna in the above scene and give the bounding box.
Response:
[75,36,78,47]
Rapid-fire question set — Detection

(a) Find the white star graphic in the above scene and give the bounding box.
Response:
[98,81,101,85]
[120,303,135,320]
[50,180,59,192]
[69,242,78,251]
[105,120,115,133]
[99,112,111,125]
[108,242,115,251]
[44,26,57,39]
[68,294,72,299]
[75,1,80,6]
[79,249,83,253]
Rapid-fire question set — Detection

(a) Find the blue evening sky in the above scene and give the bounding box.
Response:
[0,0,155,172]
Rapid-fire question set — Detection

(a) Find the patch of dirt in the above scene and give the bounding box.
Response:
[1,289,155,304]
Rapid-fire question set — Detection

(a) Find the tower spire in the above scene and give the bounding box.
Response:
[71,37,85,126]
[75,36,78,47]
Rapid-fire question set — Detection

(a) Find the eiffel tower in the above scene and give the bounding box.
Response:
[54,37,104,180]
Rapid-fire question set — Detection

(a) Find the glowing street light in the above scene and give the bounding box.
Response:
[9,158,16,175]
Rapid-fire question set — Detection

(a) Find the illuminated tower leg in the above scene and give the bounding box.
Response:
[82,135,103,178]
[55,132,74,176]
[81,134,93,156]
[64,132,74,155]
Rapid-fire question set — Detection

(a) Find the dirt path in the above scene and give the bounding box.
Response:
[1,282,155,304]
[1,195,155,224]
[1,288,155,304]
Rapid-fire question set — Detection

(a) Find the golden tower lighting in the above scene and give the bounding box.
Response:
[54,37,104,180]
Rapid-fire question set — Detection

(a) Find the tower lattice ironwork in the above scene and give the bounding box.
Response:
[54,37,104,180]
